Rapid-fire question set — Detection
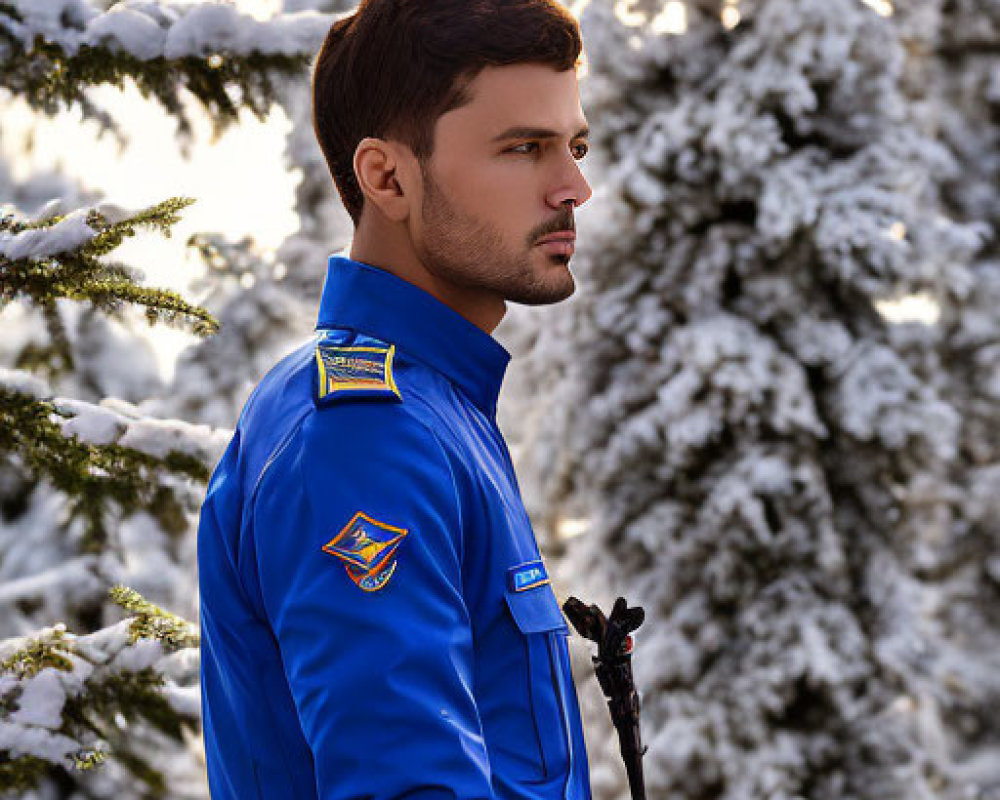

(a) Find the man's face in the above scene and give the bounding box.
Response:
[409,62,592,306]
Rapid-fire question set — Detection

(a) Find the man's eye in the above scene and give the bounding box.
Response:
[508,142,539,155]
[507,142,590,159]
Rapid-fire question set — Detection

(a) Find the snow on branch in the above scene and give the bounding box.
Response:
[0,364,230,550]
[0,585,199,794]
[0,0,344,139]
[2,0,335,60]
[0,198,219,341]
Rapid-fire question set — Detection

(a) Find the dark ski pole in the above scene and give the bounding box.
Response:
[563,596,647,800]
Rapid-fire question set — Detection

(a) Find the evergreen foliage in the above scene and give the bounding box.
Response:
[0,0,318,143]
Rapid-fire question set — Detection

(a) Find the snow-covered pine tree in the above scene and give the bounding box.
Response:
[0,198,225,797]
[148,0,357,430]
[502,0,1000,798]
[929,5,1000,468]
[0,2,332,795]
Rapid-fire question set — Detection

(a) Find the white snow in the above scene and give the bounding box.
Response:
[7,0,338,61]
[0,367,50,399]
[0,208,96,260]
[8,668,69,729]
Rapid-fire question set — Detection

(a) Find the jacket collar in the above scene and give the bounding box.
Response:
[314,254,512,417]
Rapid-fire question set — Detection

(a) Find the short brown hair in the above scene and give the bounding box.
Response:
[311,0,583,227]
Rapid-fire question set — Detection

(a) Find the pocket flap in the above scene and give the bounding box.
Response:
[504,561,568,635]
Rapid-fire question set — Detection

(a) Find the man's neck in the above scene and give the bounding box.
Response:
[348,244,507,335]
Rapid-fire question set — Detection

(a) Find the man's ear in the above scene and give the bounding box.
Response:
[353,137,410,223]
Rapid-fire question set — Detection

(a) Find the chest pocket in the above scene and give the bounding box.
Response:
[503,564,572,782]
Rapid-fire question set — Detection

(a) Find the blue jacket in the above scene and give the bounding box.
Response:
[197,254,593,799]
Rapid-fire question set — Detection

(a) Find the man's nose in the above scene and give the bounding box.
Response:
[571,164,593,207]
[551,164,593,209]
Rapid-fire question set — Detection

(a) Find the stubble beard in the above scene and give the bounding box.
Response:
[416,163,576,306]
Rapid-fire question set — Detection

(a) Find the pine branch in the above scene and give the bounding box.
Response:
[0,586,200,795]
[108,586,199,651]
[0,1,332,142]
[0,371,228,551]
[0,199,220,350]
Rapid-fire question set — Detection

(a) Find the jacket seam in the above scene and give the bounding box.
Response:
[242,407,314,625]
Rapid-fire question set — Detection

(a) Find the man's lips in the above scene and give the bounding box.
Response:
[536,232,576,244]
[536,232,575,257]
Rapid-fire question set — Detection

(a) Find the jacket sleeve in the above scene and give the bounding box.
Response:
[251,402,494,800]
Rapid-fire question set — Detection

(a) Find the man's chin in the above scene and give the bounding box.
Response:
[506,271,576,306]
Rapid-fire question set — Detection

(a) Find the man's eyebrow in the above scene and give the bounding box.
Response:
[490,124,590,143]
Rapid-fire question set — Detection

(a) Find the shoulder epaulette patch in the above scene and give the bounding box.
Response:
[322,510,409,592]
[314,331,402,405]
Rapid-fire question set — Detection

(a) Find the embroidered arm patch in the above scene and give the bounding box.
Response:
[314,332,402,405]
[322,511,409,592]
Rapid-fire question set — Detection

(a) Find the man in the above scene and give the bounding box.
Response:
[197,1,594,797]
